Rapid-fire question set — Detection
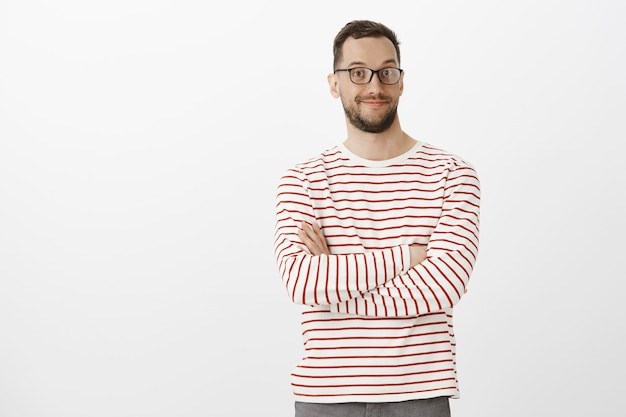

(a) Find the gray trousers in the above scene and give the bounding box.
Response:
[294,397,451,417]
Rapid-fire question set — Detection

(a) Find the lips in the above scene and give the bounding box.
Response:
[358,100,388,108]
[356,95,390,105]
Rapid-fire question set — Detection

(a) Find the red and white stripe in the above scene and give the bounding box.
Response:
[274,142,480,403]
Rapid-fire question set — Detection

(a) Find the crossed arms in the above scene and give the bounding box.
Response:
[299,222,428,269]
[273,162,480,317]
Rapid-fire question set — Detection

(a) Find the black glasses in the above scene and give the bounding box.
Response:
[334,67,403,85]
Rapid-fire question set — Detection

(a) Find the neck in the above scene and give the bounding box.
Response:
[343,121,416,161]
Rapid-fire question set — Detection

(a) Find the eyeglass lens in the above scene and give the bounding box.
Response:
[350,67,401,84]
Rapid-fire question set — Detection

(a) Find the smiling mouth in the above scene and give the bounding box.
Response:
[359,100,388,109]
[357,95,389,105]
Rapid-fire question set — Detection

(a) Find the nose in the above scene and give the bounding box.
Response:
[365,72,384,94]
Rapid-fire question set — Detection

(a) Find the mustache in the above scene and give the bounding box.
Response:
[356,94,391,103]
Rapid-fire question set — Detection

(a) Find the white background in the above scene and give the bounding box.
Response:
[1,1,624,416]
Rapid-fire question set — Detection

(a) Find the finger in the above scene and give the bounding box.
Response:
[299,222,317,242]
[309,223,328,247]
[310,223,330,253]
[311,222,324,239]
[298,222,327,255]
[298,223,322,254]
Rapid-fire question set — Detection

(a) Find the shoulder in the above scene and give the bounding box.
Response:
[282,145,343,178]
[418,142,478,174]
[293,146,342,170]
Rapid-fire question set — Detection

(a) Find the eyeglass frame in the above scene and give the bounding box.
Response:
[333,67,404,85]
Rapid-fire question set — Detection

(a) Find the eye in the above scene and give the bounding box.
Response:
[351,68,367,79]
[379,68,400,84]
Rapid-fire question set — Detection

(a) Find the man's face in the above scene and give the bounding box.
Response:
[329,36,403,134]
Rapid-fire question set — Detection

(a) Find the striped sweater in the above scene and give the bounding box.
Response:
[273,141,481,403]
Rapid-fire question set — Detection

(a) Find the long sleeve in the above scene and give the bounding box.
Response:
[273,167,412,306]
[330,160,480,316]
[275,143,480,403]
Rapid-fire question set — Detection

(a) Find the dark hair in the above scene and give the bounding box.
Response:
[332,20,401,71]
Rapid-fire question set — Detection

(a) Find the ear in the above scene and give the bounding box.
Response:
[328,73,340,98]
[399,72,404,96]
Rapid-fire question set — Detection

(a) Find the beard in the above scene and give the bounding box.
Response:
[342,95,398,133]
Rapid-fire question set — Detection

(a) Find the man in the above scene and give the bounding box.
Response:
[273,20,480,417]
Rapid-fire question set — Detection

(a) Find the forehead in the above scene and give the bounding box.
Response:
[340,36,398,67]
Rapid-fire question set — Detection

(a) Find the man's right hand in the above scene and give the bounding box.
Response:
[298,221,330,256]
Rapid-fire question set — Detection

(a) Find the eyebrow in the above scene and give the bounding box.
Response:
[345,58,398,68]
